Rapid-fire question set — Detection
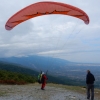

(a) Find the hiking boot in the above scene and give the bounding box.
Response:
[41,88,45,90]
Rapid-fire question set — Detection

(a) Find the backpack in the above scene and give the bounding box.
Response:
[38,73,42,84]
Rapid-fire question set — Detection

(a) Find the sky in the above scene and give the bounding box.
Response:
[0,0,100,63]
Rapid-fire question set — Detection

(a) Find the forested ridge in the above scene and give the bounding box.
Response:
[0,61,85,86]
[0,61,65,85]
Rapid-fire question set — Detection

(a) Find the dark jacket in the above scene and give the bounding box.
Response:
[86,72,95,84]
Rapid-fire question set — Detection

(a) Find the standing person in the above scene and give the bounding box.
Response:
[41,72,48,90]
[86,70,95,100]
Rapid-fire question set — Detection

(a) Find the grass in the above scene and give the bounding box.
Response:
[0,91,7,96]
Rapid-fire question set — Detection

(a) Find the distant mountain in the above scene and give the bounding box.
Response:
[0,55,73,73]
[0,56,100,88]
[0,55,100,75]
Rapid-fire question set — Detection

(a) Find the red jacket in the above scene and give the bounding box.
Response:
[41,74,48,83]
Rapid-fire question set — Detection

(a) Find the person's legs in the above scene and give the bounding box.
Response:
[87,84,90,99]
[41,83,43,89]
[42,82,46,89]
[41,82,46,90]
[90,84,94,100]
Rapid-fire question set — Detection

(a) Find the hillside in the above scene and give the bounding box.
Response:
[0,70,36,84]
[0,56,100,88]
[0,61,86,86]
[0,61,38,76]
[0,61,75,85]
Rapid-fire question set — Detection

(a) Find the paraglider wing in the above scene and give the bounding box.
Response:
[5,1,89,30]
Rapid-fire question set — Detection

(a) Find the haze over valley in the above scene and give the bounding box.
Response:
[0,55,100,88]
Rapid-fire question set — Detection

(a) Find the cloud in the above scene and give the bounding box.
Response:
[0,0,100,63]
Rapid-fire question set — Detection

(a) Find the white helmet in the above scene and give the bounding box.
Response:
[42,72,45,74]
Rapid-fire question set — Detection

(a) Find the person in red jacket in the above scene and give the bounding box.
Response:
[41,72,48,90]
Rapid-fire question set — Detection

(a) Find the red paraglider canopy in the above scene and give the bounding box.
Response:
[5,1,89,30]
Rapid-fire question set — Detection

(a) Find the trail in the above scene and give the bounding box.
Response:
[0,83,99,100]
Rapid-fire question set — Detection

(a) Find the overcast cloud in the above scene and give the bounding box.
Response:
[0,0,100,63]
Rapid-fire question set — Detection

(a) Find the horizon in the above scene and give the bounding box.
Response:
[0,55,100,64]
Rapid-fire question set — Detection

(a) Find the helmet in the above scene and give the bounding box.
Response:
[42,72,45,74]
